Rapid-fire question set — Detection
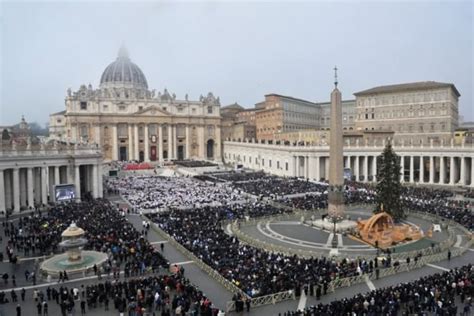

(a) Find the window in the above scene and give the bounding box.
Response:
[277,161,280,169]
[207,106,213,114]
[80,101,87,110]
[56,119,62,124]
[285,162,288,171]
[138,106,143,111]
[119,105,126,111]
[103,105,108,111]
[192,108,196,114]
[163,107,167,112]
[269,160,272,168]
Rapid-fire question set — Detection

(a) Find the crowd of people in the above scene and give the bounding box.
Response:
[2,199,169,280]
[233,177,327,197]
[2,168,473,314]
[1,270,222,316]
[174,160,217,168]
[277,181,473,231]
[210,171,270,183]
[149,202,381,298]
[278,182,377,210]
[106,176,245,210]
[284,264,473,316]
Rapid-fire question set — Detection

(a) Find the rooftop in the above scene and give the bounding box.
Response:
[265,93,318,106]
[354,81,460,97]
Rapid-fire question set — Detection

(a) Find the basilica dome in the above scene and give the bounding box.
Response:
[99,46,148,90]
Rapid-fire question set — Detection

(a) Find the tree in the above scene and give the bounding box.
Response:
[375,140,404,221]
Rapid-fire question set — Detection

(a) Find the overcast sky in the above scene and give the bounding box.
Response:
[1,0,472,126]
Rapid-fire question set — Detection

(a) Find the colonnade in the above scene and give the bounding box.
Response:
[223,140,474,187]
[0,144,103,213]
[0,163,102,213]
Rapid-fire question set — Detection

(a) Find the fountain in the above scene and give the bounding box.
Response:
[40,223,108,277]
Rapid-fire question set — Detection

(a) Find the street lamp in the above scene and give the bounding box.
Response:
[331,216,338,248]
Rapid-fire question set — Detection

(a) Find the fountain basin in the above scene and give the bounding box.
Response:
[40,250,108,277]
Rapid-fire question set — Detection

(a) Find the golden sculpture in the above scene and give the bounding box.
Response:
[356,212,423,249]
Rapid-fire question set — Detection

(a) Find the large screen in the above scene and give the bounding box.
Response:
[54,184,76,202]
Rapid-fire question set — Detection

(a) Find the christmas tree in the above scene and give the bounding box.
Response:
[375,140,404,221]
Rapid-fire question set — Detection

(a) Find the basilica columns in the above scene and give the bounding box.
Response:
[128,125,133,161]
[0,170,4,212]
[198,126,205,158]
[144,125,150,162]
[92,164,99,198]
[409,156,414,183]
[75,165,81,201]
[167,125,172,160]
[158,125,164,161]
[134,124,139,161]
[172,125,177,159]
[215,125,222,160]
[185,125,191,159]
[112,125,118,161]
[98,164,103,198]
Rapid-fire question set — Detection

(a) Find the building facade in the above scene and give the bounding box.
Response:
[49,47,222,162]
[354,81,460,143]
[0,142,103,213]
[255,94,322,140]
[235,81,460,146]
[318,100,356,131]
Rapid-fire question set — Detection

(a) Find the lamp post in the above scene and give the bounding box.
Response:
[332,216,338,248]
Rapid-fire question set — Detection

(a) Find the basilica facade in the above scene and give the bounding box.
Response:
[49,47,222,162]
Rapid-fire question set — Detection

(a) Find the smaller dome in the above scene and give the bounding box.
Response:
[100,46,148,90]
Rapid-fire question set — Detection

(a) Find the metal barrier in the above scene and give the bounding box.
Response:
[328,245,471,293]
[144,215,250,301]
[226,290,296,313]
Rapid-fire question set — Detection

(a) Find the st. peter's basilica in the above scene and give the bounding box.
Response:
[49,46,222,162]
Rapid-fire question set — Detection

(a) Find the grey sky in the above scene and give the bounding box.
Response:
[1,1,472,126]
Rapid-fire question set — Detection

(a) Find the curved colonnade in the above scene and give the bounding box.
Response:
[223,140,474,187]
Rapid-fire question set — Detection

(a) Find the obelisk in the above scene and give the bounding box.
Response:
[328,67,345,220]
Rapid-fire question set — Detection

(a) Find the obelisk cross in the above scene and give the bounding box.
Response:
[334,66,338,88]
